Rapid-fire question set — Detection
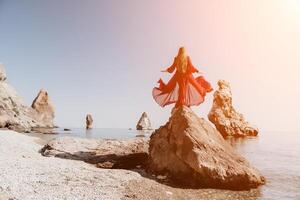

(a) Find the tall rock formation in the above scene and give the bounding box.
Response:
[31,89,55,127]
[0,64,55,131]
[208,80,258,138]
[86,114,93,129]
[148,106,265,190]
[136,112,152,130]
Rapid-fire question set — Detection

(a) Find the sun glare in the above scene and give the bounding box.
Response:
[282,0,300,16]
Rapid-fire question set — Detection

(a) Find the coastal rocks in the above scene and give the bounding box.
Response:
[0,64,50,131]
[208,80,258,138]
[41,137,149,169]
[136,112,152,130]
[31,127,58,135]
[0,64,7,81]
[0,115,9,128]
[31,89,55,127]
[148,106,265,190]
[86,114,93,129]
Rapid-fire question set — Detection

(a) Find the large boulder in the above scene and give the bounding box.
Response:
[31,89,55,127]
[148,106,265,190]
[136,112,152,130]
[86,114,93,129]
[208,80,258,138]
[41,137,149,169]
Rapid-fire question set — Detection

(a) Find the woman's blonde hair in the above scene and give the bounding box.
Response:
[175,47,188,73]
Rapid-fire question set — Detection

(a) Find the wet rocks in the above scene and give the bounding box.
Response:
[31,89,55,127]
[86,114,93,129]
[148,106,265,190]
[30,127,58,135]
[41,137,149,169]
[136,112,152,130]
[208,80,258,138]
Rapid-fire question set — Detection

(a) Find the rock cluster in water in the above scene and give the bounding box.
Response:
[136,112,152,130]
[208,80,258,138]
[148,106,265,190]
[0,64,55,132]
[86,114,93,129]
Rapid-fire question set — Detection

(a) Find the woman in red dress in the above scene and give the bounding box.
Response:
[152,47,213,108]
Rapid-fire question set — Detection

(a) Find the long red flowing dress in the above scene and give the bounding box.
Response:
[152,56,213,107]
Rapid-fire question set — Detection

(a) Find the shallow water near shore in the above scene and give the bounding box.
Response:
[27,128,153,145]
[27,129,300,200]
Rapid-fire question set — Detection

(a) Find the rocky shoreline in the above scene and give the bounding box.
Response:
[0,130,262,200]
[0,64,265,199]
[0,65,55,132]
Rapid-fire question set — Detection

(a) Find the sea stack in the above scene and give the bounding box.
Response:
[208,80,258,138]
[86,114,93,129]
[148,106,265,190]
[31,89,55,127]
[136,112,152,130]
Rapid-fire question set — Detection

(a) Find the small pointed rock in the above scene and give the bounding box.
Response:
[86,114,93,129]
[136,112,152,130]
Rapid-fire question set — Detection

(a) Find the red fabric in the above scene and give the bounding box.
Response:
[152,56,213,107]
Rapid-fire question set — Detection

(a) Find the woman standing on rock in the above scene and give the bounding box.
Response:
[153,47,213,107]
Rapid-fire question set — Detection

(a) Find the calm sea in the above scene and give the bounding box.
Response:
[29,128,300,200]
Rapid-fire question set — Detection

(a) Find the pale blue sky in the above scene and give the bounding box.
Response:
[0,0,300,131]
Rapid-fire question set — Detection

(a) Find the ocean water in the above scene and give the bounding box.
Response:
[31,129,300,200]
[31,128,154,141]
[228,131,300,200]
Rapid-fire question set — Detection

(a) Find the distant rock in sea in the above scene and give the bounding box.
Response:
[148,106,265,190]
[0,64,55,132]
[136,112,152,130]
[86,114,93,129]
[208,80,258,138]
[31,89,55,127]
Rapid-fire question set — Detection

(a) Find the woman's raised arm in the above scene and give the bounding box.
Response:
[161,58,176,73]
